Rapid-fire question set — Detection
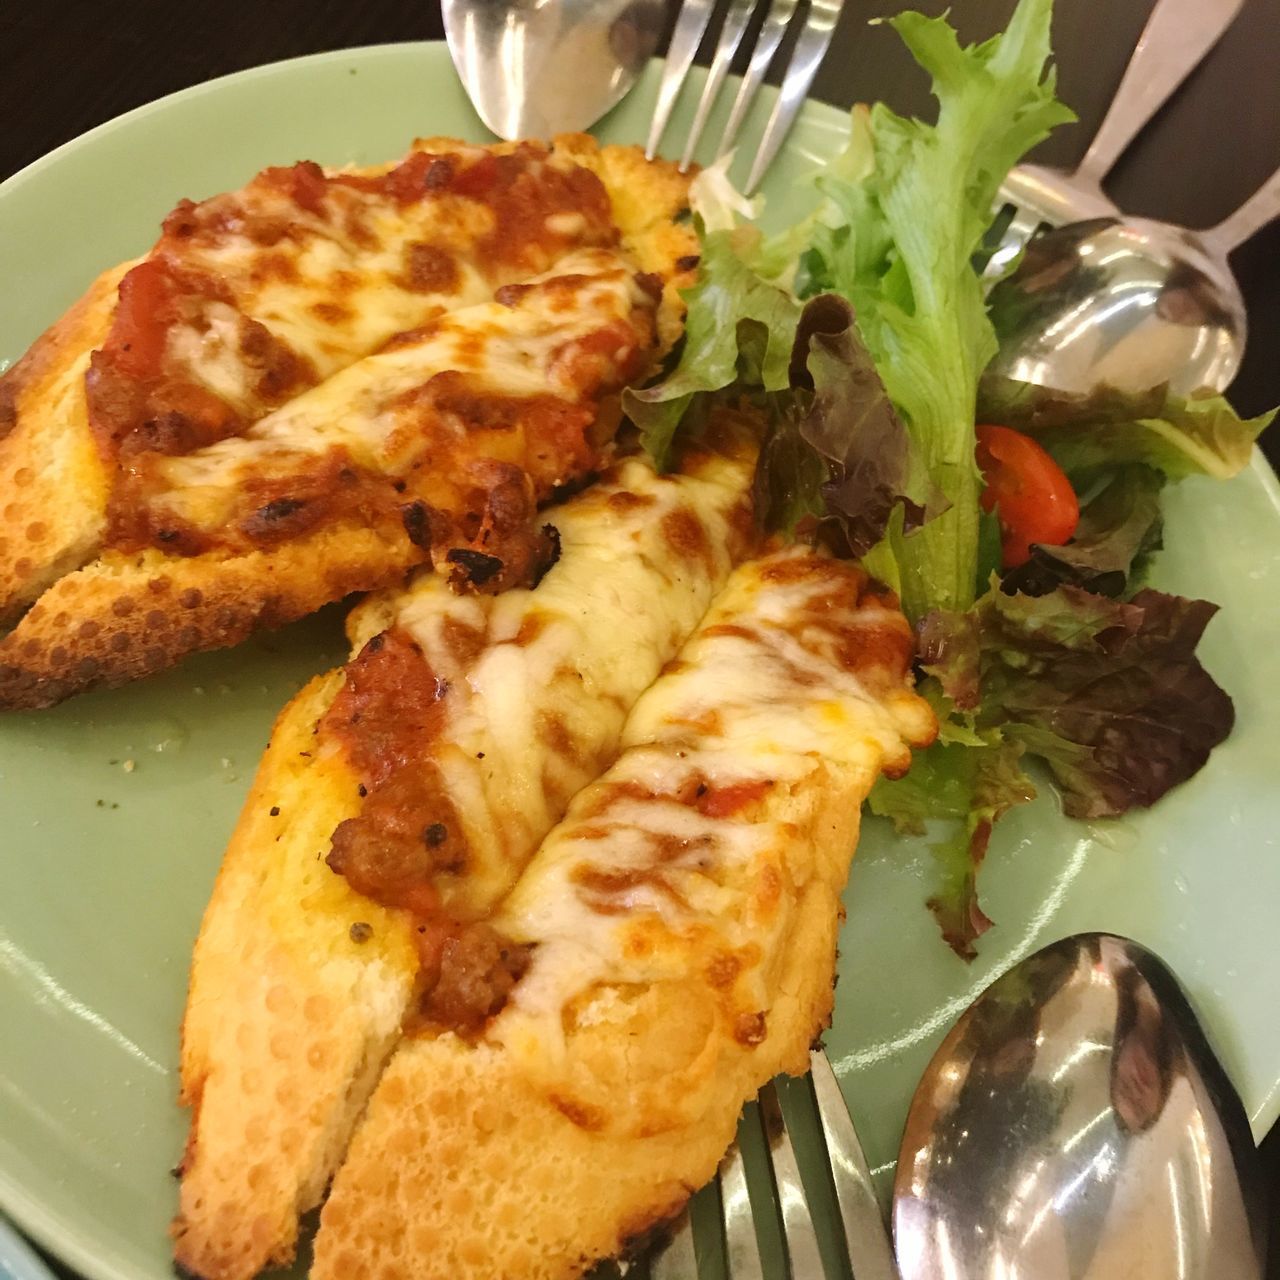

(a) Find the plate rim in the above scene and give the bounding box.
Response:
[0,1214,57,1280]
[0,41,433,201]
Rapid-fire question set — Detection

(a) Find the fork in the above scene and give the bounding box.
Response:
[985,0,1243,279]
[645,1049,896,1280]
[645,0,846,195]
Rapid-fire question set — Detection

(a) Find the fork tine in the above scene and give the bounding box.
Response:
[679,0,759,171]
[811,1049,899,1280]
[744,0,846,194]
[646,0,719,160]
[759,1081,824,1278]
[717,0,798,160]
[720,1128,766,1279]
[649,1211,698,1280]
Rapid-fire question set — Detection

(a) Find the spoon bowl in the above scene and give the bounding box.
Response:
[987,165,1280,397]
[894,933,1268,1280]
[442,0,665,141]
[987,216,1245,396]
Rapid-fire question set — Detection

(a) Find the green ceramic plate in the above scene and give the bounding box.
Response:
[2,42,1279,1280]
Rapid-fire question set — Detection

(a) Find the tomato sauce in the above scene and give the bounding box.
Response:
[321,627,532,1033]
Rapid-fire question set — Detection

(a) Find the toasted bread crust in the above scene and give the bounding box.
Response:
[0,516,416,709]
[0,260,134,623]
[173,673,419,1280]
[310,551,937,1280]
[172,445,758,1280]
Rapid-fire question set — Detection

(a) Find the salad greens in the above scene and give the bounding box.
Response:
[625,0,1276,956]
[789,3,1072,619]
[978,376,1275,482]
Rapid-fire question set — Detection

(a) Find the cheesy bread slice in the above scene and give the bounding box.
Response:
[0,135,694,684]
[172,438,756,1280]
[311,548,936,1280]
[0,246,675,709]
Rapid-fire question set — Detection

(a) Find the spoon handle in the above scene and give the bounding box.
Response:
[1074,0,1243,188]
[1202,165,1280,255]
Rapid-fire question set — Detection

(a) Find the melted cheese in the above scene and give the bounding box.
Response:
[146,249,652,531]
[492,548,937,1039]
[153,141,619,414]
[332,446,756,916]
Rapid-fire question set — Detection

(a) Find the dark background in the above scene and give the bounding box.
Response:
[1,0,1277,1274]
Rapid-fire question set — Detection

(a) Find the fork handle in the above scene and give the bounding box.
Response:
[1074,0,1243,189]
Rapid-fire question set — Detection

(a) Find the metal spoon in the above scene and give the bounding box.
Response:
[986,166,1280,397]
[986,0,1245,278]
[894,933,1268,1280]
[442,0,665,141]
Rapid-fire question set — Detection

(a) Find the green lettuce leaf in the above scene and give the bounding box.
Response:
[870,736,1035,959]
[917,607,981,711]
[623,229,800,469]
[798,0,1073,618]
[902,575,1235,955]
[978,376,1276,482]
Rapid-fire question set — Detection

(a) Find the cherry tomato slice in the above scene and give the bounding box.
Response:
[976,424,1080,568]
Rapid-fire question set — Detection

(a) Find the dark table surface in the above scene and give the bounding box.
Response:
[1,0,1278,1275]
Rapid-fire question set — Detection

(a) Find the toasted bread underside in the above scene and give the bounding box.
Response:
[311,550,938,1280]
[0,141,696,710]
[0,516,416,709]
[172,445,757,1280]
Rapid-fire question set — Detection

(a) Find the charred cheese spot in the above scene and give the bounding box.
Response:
[400,243,460,294]
[660,507,712,565]
[251,251,300,284]
[605,490,656,514]
[311,301,353,326]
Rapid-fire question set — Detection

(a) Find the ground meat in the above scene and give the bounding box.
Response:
[322,630,466,916]
[415,922,532,1034]
[326,773,454,919]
